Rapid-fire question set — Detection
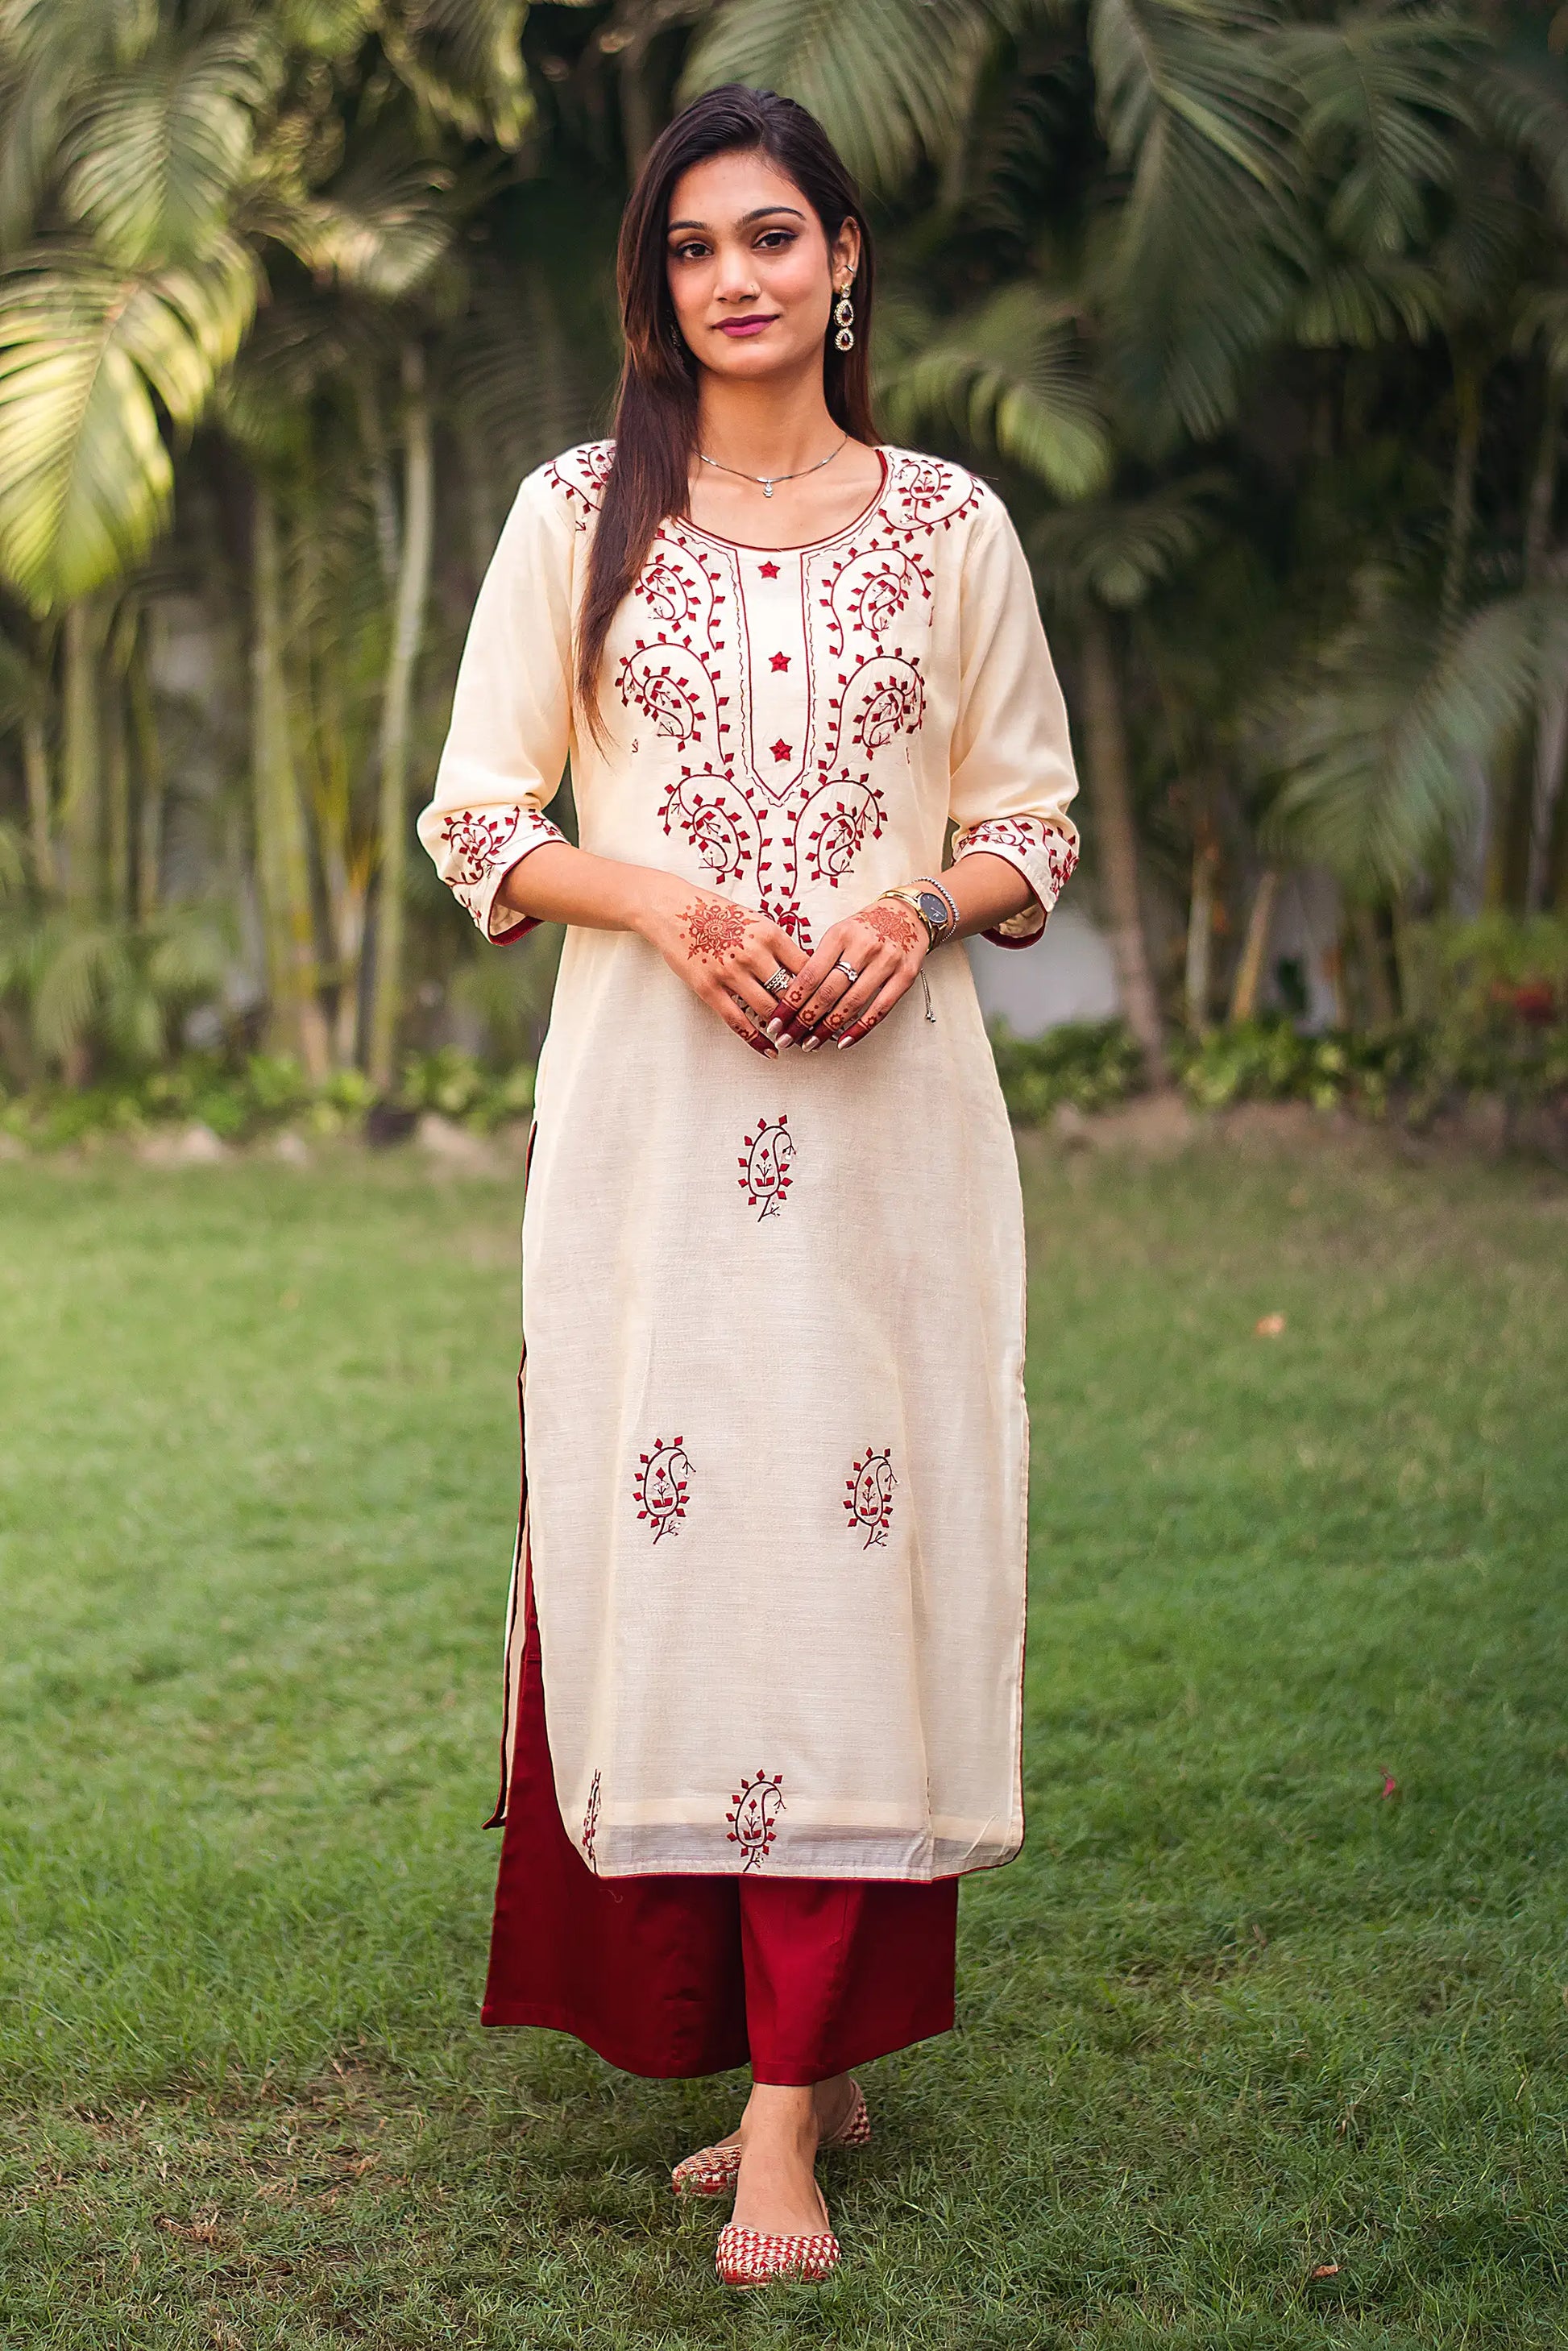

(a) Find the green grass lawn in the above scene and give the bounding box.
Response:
[2,1126,1566,2349]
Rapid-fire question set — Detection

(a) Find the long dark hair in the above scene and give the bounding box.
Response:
[576,85,878,727]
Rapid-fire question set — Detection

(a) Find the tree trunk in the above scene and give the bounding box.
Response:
[1440,354,1483,634]
[1352,902,1395,1026]
[60,599,100,916]
[1184,827,1217,1035]
[368,342,435,1093]
[251,480,330,1080]
[1080,607,1166,1079]
[1487,369,1559,910]
[22,704,54,895]
[104,675,130,921]
[129,632,164,922]
[1525,371,1564,912]
[357,375,401,595]
[1228,869,1280,1024]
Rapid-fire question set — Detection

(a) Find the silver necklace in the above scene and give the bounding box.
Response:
[698,433,848,500]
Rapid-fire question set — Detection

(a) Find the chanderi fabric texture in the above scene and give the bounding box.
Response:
[419,442,1080,1883]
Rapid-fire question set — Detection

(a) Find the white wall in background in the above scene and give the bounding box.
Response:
[968,906,1122,1037]
[1261,867,1342,1030]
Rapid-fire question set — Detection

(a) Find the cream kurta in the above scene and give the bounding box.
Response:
[419,442,1079,1882]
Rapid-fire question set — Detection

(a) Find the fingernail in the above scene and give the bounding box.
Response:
[775,1032,794,1049]
[836,1033,857,1049]
[765,1018,784,1040]
[802,1035,822,1053]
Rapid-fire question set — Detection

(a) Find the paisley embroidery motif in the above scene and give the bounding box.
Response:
[738,1113,795,1220]
[726,1769,784,1870]
[844,1448,897,1549]
[661,771,757,886]
[546,448,988,922]
[633,1437,692,1540]
[799,777,886,888]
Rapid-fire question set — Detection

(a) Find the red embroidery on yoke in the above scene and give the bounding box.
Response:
[727,1770,784,1869]
[738,1113,795,1219]
[610,454,985,924]
[634,1438,691,1540]
[844,1448,897,1548]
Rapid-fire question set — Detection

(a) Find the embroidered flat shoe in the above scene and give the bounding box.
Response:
[671,2077,870,2196]
[716,2221,840,2287]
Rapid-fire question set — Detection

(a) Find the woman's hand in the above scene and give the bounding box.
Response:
[773,898,929,1050]
[638,873,808,1059]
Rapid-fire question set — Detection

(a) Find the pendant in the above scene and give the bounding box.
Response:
[762,481,774,497]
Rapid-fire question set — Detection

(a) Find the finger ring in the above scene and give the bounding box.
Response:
[833,960,861,985]
[763,968,790,997]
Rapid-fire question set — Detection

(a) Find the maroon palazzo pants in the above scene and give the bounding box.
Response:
[481,1565,959,2084]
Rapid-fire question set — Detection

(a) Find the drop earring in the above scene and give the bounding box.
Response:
[833,282,855,352]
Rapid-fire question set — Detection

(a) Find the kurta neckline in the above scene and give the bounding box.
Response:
[677,446,890,555]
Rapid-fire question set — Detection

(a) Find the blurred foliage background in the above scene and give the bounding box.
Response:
[0,0,1566,1131]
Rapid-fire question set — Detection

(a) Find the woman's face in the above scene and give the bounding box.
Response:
[663,148,858,383]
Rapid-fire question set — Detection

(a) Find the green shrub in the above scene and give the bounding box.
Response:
[989,1020,1143,1121]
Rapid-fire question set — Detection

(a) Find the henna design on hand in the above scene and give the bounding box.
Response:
[682,898,753,963]
[861,902,923,952]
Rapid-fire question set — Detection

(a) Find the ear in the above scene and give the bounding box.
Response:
[831,217,861,288]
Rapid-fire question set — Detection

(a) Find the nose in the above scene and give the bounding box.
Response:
[712,241,760,303]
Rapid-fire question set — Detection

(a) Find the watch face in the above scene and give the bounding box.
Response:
[915,890,950,934]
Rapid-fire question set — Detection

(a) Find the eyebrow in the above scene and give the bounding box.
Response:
[666,205,807,233]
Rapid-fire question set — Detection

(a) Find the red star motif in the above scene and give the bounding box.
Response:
[769,651,790,672]
[770,738,792,762]
[758,559,780,578]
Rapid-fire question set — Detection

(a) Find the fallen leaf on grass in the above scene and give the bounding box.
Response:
[1255,1312,1286,1337]
[1310,2262,1340,2279]
[156,2215,223,2245]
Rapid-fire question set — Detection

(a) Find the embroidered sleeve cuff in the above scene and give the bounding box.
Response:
[435,806,567,941]
[952,817,1079,948]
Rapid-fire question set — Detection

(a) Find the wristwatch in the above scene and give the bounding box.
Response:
[879,879,959,949]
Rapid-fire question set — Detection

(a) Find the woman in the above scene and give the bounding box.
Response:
[418,84,1079,2290]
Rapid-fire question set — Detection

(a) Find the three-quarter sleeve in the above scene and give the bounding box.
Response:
[947,489,1081,947]
[417,468,575,941]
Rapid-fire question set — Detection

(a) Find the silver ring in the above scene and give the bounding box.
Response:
[833,960,861,985]
[763,968,790,997]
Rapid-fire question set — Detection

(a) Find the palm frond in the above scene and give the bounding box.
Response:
[1090,0,1305,440]
[382,0,533,151]
[1288,252,1445,347]
[679,0,1003,192]
[58,23,280,269]
[1274,10,1476,259]
[281,150,454,300]
[877,281,1112,499]
[278,0,380,59]
[1027,475,1225,608]
[446,251,600,491]
[0,238,257,607]
[0,0,158,249]
[19,903,228,1064]
[1474,54,1568,234]
[1263,582,1568,887]
[1513,284,1568,376]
